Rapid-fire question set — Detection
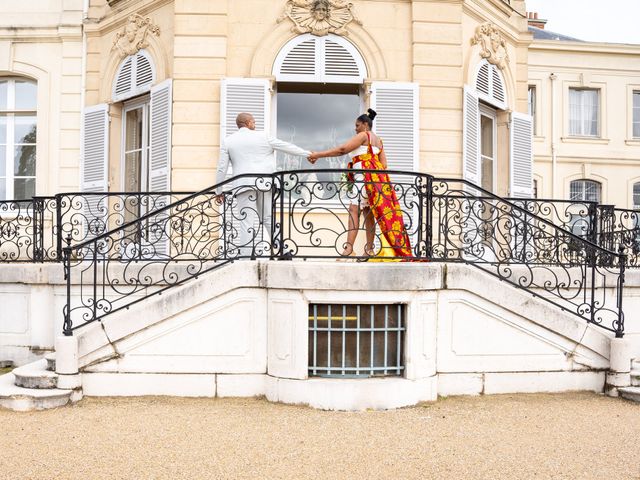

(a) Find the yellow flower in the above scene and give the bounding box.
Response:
[383,206,394,220]
[392,220,402,232]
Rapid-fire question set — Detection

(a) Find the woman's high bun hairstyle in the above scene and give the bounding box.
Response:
[357,108,377,129]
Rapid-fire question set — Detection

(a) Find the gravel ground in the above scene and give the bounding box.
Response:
[1,392,639,479]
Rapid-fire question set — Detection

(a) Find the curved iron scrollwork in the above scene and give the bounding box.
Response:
[61,170,626,339]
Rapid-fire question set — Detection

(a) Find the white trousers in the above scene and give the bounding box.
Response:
[232,188,273,257]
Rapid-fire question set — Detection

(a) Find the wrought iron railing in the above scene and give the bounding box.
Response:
[603,208,639,267]
[61,170,626,338]
[0,192,193,262]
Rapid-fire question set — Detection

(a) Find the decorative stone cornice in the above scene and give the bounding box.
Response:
[111,13,160,59]
[277,0,362,37]
[471,23,509,70]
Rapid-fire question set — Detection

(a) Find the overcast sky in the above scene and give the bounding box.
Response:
[525,0,640,45]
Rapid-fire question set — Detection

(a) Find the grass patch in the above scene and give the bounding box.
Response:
[0,367,12,375]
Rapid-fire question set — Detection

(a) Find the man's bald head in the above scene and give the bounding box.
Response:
[236,113,255,130]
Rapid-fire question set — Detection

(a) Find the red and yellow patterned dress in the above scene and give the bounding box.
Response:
[348,133,413,259]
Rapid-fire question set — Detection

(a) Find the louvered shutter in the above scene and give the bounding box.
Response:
[510,111,533,198]
[147,79,172,256]
[475,61,507,110]
[220,78,271,257]
[112,50,156,102]
[81,104,109,242]
[371,82,419,252]
[149,79,172,192]
[463,86,481,187]
[273,34,366,83]
[370,82,419,172]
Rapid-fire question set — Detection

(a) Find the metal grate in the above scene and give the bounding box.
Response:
[308,304,405,378]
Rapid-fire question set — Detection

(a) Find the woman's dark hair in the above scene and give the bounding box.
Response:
[356,108,377,129]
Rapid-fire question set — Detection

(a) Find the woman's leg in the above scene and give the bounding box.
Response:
[341,203,360,256]
[362,207,376,256]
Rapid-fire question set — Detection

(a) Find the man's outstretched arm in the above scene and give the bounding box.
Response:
[268,136,311,157]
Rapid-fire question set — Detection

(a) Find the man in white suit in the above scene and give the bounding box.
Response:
[216,112,311,257]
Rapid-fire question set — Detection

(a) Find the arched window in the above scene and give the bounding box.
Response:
[569,179,601,203]
[112,50,155,102]
[475,60,507,110]
[0,77,37,200]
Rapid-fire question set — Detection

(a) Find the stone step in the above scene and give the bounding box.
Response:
[0,360,13,369]
[618,386,640,403]
[13,359,58,389]
[0,373,74,412]
[44,353,56,372]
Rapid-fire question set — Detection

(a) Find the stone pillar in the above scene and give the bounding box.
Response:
[55,336,82,390]
[605,337,632,397]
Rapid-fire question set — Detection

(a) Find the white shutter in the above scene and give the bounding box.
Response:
[463,86,481,186]
[220,78,271,257]
[81,104,109,242]
[149,79,172,192]
[220,77,271,140]
[147,79,172,257]
[112,50,156,102]
[273,34,366,83]
[371,82,419,251]
[82,104,109,192]
[370,82,419,172]
[510,111,533,198]
[475,61,507,110]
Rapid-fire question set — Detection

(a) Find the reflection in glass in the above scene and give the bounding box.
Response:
[124,152,142,192]
[15,80,37,111]
[14,115,37,144]
[276,91,359,196]
[14,145,36,176]
[0,81,6,110]
[480,114,494,192]
[125,108,143,151]
[14,178,35,200]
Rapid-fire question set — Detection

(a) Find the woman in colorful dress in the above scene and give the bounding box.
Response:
[308,109,412,259]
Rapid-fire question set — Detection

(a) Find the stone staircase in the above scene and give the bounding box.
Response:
[618,358,640,403]
[0,354,82,412]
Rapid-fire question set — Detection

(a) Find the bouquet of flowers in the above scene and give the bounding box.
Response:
[340,171,354,194]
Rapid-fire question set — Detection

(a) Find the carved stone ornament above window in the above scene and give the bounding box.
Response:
[277,0,362,37]
[471,23,509,70]
[111,14,160,59]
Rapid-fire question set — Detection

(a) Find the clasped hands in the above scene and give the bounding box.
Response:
[307,152,319,164]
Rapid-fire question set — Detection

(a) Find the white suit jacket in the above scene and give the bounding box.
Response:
[216,127,310,192]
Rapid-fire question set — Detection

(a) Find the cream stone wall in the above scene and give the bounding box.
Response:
[529,41,640,208]
[0,0,83,195]
[83,0,532,194]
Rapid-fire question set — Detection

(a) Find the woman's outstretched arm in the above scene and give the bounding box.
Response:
[308,132,367,163]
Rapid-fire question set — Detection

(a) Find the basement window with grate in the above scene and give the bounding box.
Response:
[308,303,405,378]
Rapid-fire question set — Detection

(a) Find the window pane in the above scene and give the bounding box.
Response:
[14,144,36,176]
[0,80,7,110]
[0,178,5,200]
[14,80,37,110]
[570,180,601,203]
[0,145,5,174]
[633,182,640,210]
[634,92,640,109]
[569,89,599,136]
[481,115,493,157]
[276,91,359,197]
[0,114,6,144]
[125,107,143,152]
[14,115,37,144]
[14,177,34,200]
[124,151,142,192]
